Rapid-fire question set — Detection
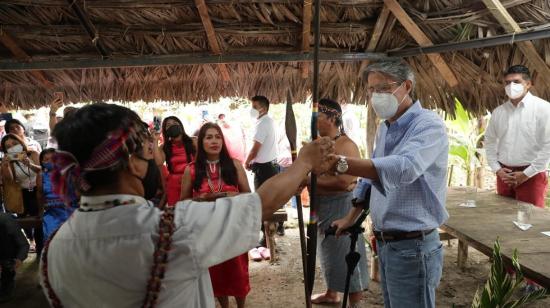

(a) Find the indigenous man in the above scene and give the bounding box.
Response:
[485,65,550,208]
[332,60,449,308]
[40,103,334,308]
[311,98,368,307]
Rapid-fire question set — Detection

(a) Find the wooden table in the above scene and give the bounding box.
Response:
[443,189,550,288]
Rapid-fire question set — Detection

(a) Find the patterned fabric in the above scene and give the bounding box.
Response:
[51,129,132,205]
[42,169,77,241]
[366,101,449,232]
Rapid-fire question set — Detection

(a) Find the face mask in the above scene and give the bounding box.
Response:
[42,162,54,171]
[505,82,525,99]
[7,144,23,154]
[138,158,161,200]
[250,108,260,119]
[166,125,183,138]
[370,83,406,120]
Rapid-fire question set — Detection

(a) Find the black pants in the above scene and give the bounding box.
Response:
[252,161,280,190]
[252,161,281,245]
[0,259,15,295]
[20,189,43,255]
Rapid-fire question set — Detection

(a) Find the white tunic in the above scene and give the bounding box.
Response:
[41,193,262,308]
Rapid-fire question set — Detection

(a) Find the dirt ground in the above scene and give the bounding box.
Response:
[5,226,550,308]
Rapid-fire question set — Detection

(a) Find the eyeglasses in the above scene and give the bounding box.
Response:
[366,81,400,95]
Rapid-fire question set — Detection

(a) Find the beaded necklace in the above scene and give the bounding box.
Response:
[41,200,176,308]
[206,162,223,193]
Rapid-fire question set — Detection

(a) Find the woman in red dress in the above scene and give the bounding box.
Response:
[181,122,251,308]
[158,116,196,206]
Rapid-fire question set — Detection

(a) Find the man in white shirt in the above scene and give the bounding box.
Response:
[485,65,550,208]
[245,95,285,240]
[41,103,334,308]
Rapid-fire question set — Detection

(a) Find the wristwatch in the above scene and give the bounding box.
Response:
[336,155,349,174]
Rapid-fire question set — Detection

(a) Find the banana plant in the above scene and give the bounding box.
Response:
[471,239,547,307]
[446,98,485,186]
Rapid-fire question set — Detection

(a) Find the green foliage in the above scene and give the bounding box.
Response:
[446,98,485,186]
[471,239,547,308]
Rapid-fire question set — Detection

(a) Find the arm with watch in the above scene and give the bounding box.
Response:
[315,139,360,192]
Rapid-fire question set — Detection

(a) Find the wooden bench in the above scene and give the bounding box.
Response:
[264,209,288,264]
[16,216,42,229]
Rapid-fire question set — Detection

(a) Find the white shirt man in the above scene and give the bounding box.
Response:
[253,114,278,164]
[485,65,550,207]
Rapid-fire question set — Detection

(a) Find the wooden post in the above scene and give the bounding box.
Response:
[458,239,469,270]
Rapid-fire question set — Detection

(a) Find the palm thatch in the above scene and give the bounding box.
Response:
[0,0,549,113]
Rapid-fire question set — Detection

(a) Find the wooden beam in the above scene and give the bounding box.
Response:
[360,4,391,72]
[67,0,109,58]
[390,28,550,57]
[384,0,459,88]
[481,0,550,86]
[194,0,230,82]
[0,51,390,72]
[3,0,384,7]
[300,0,313,79]
[0,32,54,89]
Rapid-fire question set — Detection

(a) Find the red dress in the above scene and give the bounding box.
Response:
[190,163,251,298]
[166,142,191,206]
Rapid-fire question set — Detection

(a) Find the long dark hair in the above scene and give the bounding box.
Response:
[1,133,28,153]
[161,116,195,173]
[193,123,238,192]
[52,103,144,191]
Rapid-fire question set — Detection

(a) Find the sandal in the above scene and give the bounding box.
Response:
[311,293,341,305]
[248,248,262,261]
[257,247,271,260]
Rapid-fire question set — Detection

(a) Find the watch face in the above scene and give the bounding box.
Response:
[337,159,348,173]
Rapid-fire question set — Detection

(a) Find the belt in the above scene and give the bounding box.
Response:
[499,162,529,172]
[252,160,277,166]
[374,229,435,242]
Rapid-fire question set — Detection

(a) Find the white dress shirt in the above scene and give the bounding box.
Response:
[252,114,278,163]
[41,193,262,308]
[485,92,550,178]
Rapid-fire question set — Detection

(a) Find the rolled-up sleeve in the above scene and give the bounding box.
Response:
[175,193,262,269]
[371,116,448,194]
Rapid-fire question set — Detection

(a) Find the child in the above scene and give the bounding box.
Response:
[0,213,29,302]
[37,148,77,241]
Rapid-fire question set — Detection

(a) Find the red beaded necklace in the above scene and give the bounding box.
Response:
[41,203,176,308]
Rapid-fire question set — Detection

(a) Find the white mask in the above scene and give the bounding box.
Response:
[370,83,406,120]
[505,82,525,99]
[250,108,260,119]
[7,144,23,154]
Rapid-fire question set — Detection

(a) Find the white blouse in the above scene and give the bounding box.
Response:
[41,193,262,308]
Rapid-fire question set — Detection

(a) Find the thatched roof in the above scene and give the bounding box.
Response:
[0,0,549,113]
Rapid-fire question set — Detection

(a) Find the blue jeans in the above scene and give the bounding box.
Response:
[377,230,443,308]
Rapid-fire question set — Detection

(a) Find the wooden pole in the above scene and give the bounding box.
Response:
[306,0,321,300]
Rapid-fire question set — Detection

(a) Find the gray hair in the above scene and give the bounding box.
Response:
[364,60,416,91]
